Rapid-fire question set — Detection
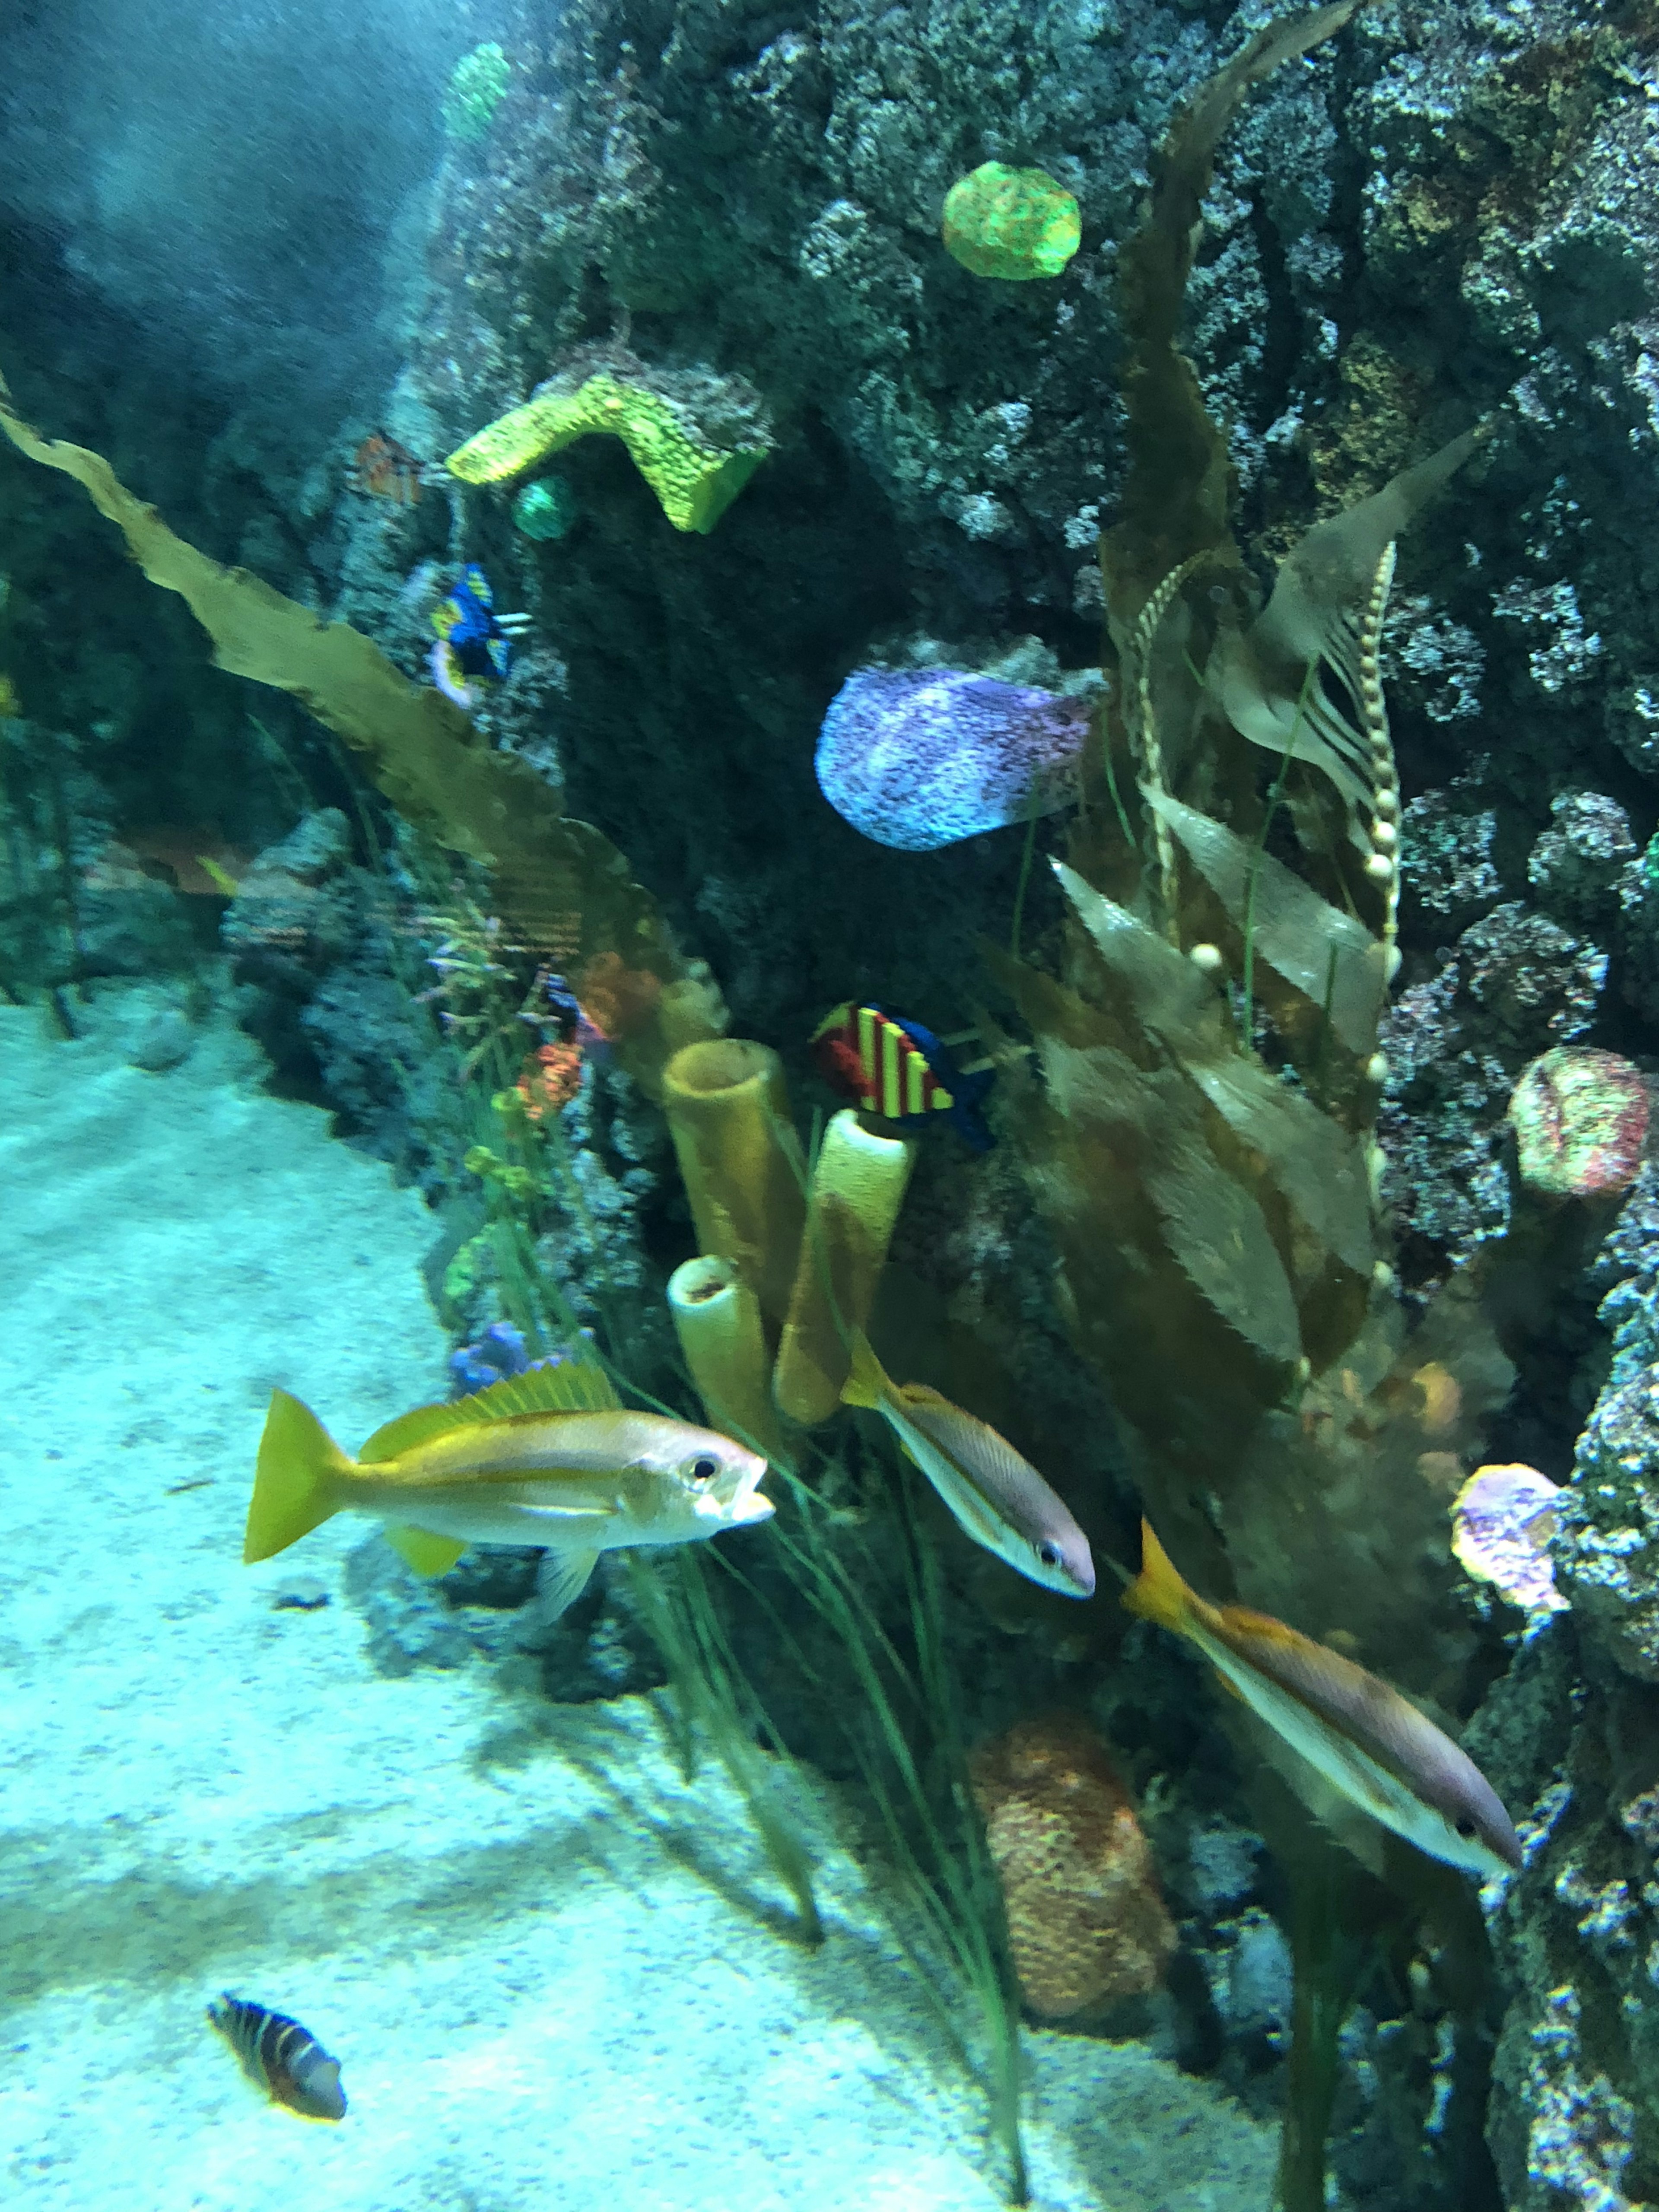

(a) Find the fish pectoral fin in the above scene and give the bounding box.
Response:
[537,1547,601,1621]
[384,1524,469,1577]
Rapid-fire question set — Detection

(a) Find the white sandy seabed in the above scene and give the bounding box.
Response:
[0,1001,1277,2212]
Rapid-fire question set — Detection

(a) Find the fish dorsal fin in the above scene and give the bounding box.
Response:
[358,1354,620,1464]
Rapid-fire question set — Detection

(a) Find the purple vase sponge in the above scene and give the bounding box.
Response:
[815,667,1093,852]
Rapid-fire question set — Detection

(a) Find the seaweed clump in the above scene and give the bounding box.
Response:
[992,0,1508,1674]
[0,370,723,1097]
[983,7,1519,2201]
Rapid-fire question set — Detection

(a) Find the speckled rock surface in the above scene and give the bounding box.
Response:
[1465,1154,1659,2212]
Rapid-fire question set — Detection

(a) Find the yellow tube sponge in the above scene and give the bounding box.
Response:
[772,1110,915,1427]
[662,1039,805,1328]
[445,365,770,534]
[667,1255,787,1460]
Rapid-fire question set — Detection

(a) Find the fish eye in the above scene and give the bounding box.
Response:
[1454,1816,1477,1839]
[1035,1541,1062,1568]
[687,1455,721,1486]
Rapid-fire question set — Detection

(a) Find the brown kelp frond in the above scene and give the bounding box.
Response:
[989,5,1496,1517]
[989,861,1376,1391]
[0,369,721,1094]
[1206,432,1481,899]
[1141,791,1389,1073]
[1102,0,1366,638]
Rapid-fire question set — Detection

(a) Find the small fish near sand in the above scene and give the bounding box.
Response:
[245,1352,772,1619]
[207,1994,347,2122]
[841,1332,1093,1600]
[1122,1520,1522,1880]
[812,1001,995,1151]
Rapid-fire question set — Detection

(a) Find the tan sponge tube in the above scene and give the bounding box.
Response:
[667,1255,786,1460]
[661,1039,806,1330]
[773,1109,916,1426]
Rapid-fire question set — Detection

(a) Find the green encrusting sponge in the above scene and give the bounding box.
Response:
[941,162,1081,281]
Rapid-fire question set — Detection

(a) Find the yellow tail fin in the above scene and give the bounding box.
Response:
[1121,1517,1194,1634]
[840,1329,893,1412]
[245,1389,352,1563]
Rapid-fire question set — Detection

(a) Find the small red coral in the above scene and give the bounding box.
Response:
[517,1040,585,1121]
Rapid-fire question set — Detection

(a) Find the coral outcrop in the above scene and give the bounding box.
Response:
[970,1712,1176,2023]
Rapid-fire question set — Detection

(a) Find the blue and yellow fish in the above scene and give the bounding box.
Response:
[812,1001,995,1150]
[428,564,530,708]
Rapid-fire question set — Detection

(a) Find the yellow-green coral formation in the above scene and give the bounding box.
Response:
[941,162,1081,281]
[445,362,771,534]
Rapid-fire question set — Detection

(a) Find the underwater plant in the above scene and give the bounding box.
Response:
[958,3,1529,2202]
[988,0,1506,1668]
[0,369,724,1099]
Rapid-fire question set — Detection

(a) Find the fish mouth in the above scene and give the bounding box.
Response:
[729,1484,776,1528]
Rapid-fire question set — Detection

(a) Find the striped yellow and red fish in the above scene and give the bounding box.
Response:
[811,1001,994,1149]
[207,1994,347,2121]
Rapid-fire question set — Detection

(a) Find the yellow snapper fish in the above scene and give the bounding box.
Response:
[841,1332,1095,1599]
[1123,1520,1522,1880]
[244,1354,772,1617]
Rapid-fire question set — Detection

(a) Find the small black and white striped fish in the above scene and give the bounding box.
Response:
[207,1993,347,2121]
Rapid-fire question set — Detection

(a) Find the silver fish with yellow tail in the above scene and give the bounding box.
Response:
[1123,1520,1522,1880]
[244,1354,772,1618]
[841,1331,1094,1599]
[207,1993,347,2122]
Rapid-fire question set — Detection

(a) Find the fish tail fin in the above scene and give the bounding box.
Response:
[1122,1518,1193,1633]
[245,1389,352,1563]
[840,1328,893,1411]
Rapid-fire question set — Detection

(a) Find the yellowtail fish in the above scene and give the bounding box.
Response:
[207,1994,346,2122]
[1123,1520,1522,1879]
[244,1354,772,1618]
[841,1332,1094,1598]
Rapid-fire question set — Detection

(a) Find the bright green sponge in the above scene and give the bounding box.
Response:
[942,162,1081,281]
[443,44,512,143]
